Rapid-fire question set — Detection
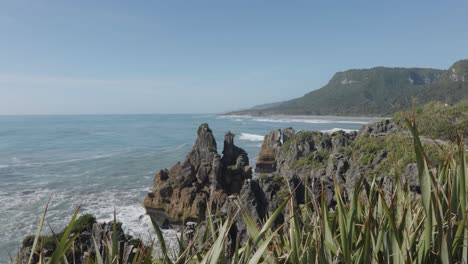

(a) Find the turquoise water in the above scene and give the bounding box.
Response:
[0,114,376,260]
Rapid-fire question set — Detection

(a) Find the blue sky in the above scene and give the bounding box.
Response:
[0,0,467,114]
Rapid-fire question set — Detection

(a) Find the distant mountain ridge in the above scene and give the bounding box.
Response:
[231,59,468,116]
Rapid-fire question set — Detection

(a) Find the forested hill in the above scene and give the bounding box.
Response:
[231,59,468,116]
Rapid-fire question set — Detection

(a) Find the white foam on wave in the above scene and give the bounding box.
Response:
[161,143,191,153]
[174,143,189,150]
[116,206,180,255]
[238,133,265,142]
[321,128,357,133]
[0,184,185,259]
[76,189,181,254]
[46,153,118,165]
[0,188,71,258]
[0,153,118,170]
[95,203,156,242]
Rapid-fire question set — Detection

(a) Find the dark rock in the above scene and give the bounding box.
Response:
[282,127,296,143]
[220,176,285,258]
[221,131,249,168]
[221,131,252,193]
[402,163,420,192]
[238,179,268,220]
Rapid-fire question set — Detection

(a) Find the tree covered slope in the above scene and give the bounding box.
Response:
[232,59,468,116]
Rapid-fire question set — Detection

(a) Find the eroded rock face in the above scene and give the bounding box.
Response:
[144,124,252,224]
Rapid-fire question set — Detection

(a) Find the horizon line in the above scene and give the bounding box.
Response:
[0,112,226,117]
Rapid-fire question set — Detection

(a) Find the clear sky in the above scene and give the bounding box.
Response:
[1,0,467,115]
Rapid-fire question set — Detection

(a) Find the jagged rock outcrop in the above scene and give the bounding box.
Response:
[221,131,252,193]
[255,129,282,173]
[144,124,252,224]
[221,131,248,167]
[220,178,268,249]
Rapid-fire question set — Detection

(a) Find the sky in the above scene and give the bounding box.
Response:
[0,0,467,115]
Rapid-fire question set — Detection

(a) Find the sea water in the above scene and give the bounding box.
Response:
[0,114,380,260]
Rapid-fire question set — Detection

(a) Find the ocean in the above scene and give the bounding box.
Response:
[0,114,379,260]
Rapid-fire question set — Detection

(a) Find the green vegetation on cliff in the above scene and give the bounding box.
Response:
[232,59,468,116]
[394,99,468,141]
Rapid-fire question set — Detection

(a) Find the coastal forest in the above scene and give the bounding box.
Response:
[231,59,468,116]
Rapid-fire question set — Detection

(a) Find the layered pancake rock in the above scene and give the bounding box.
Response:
[254,127,296,173]
[254,129,281,173]
[144,124,252,224]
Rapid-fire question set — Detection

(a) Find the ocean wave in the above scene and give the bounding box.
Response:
[161,143,190,153]
[217,115,252,120]
[321,128,357,133]
[238,133,265,142]
[48,154,116,164]
[174,143,189,150]
[0,154,117,169]
[218,115,370,125]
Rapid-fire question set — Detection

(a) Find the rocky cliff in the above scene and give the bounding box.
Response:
[143,120,450,258]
